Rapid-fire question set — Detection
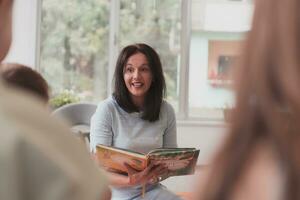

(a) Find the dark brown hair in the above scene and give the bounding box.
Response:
[200,0,300,199]
[1,63,49,102]
[113,43,166,122]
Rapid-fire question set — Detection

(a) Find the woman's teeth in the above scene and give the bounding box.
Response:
[132,82,143,87]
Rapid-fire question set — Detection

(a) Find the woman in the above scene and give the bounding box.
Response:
[90,43,180,200]
[197,0,300,199]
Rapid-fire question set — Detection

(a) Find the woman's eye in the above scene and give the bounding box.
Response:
[126,68,134,73]
[141,67,149,72]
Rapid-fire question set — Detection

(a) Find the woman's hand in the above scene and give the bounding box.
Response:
[124,163,168,186]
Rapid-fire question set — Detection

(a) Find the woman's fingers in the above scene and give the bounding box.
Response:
[148,177,159,184]
[123,163,133,174]
[124,162,157,185]
[147,167,169,184]
[151,164,165,174]
[143,162,156,174]
[146,164,168,181]
[124,162,169,186]
[124,162,139,176]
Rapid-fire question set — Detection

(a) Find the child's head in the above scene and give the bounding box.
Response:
[1,63,49,103]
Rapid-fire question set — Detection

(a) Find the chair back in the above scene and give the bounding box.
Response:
[52,102,97,147]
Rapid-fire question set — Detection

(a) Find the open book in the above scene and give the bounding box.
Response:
[96,144,200,178]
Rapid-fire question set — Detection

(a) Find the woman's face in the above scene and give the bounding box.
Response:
[123,53,153,106]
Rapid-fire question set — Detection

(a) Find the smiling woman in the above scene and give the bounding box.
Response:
[90,43,180,200]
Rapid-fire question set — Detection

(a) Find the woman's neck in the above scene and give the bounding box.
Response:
[131,96,144,111]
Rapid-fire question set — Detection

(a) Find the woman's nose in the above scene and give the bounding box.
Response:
[133,70,140,78]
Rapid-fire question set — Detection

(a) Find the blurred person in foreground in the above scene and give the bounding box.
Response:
[0,0,110,199]
[0,63,49,104]
[196,0,300,199]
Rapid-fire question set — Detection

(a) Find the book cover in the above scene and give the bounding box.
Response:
[96,144,200,178]
[147,148,200,177]
[96,145,148,174]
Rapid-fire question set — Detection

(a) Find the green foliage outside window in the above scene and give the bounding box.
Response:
[41,0,109,102]
[119,0,181,103]
[49,90,80,109]
[41,0,181,107]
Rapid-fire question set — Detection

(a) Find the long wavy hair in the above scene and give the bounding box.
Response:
[200,0,300,199]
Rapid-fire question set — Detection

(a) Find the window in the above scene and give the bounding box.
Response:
[188,0,253,120]
[118,0,182,111]
[39,0,254,121]
[40,0,181,110]
[40,0,110,102]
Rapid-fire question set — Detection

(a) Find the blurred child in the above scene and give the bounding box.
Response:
[0,1,110,199]
[1,63,49,103]
[196,0,300,199]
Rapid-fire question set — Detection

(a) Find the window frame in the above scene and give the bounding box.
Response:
[35,0,42,71]
[35,0,227,125]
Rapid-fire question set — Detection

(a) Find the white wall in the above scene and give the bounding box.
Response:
[177,123,227,165]
[4,0,38,68]
[162,123,228,192]
[192,0,253,32]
